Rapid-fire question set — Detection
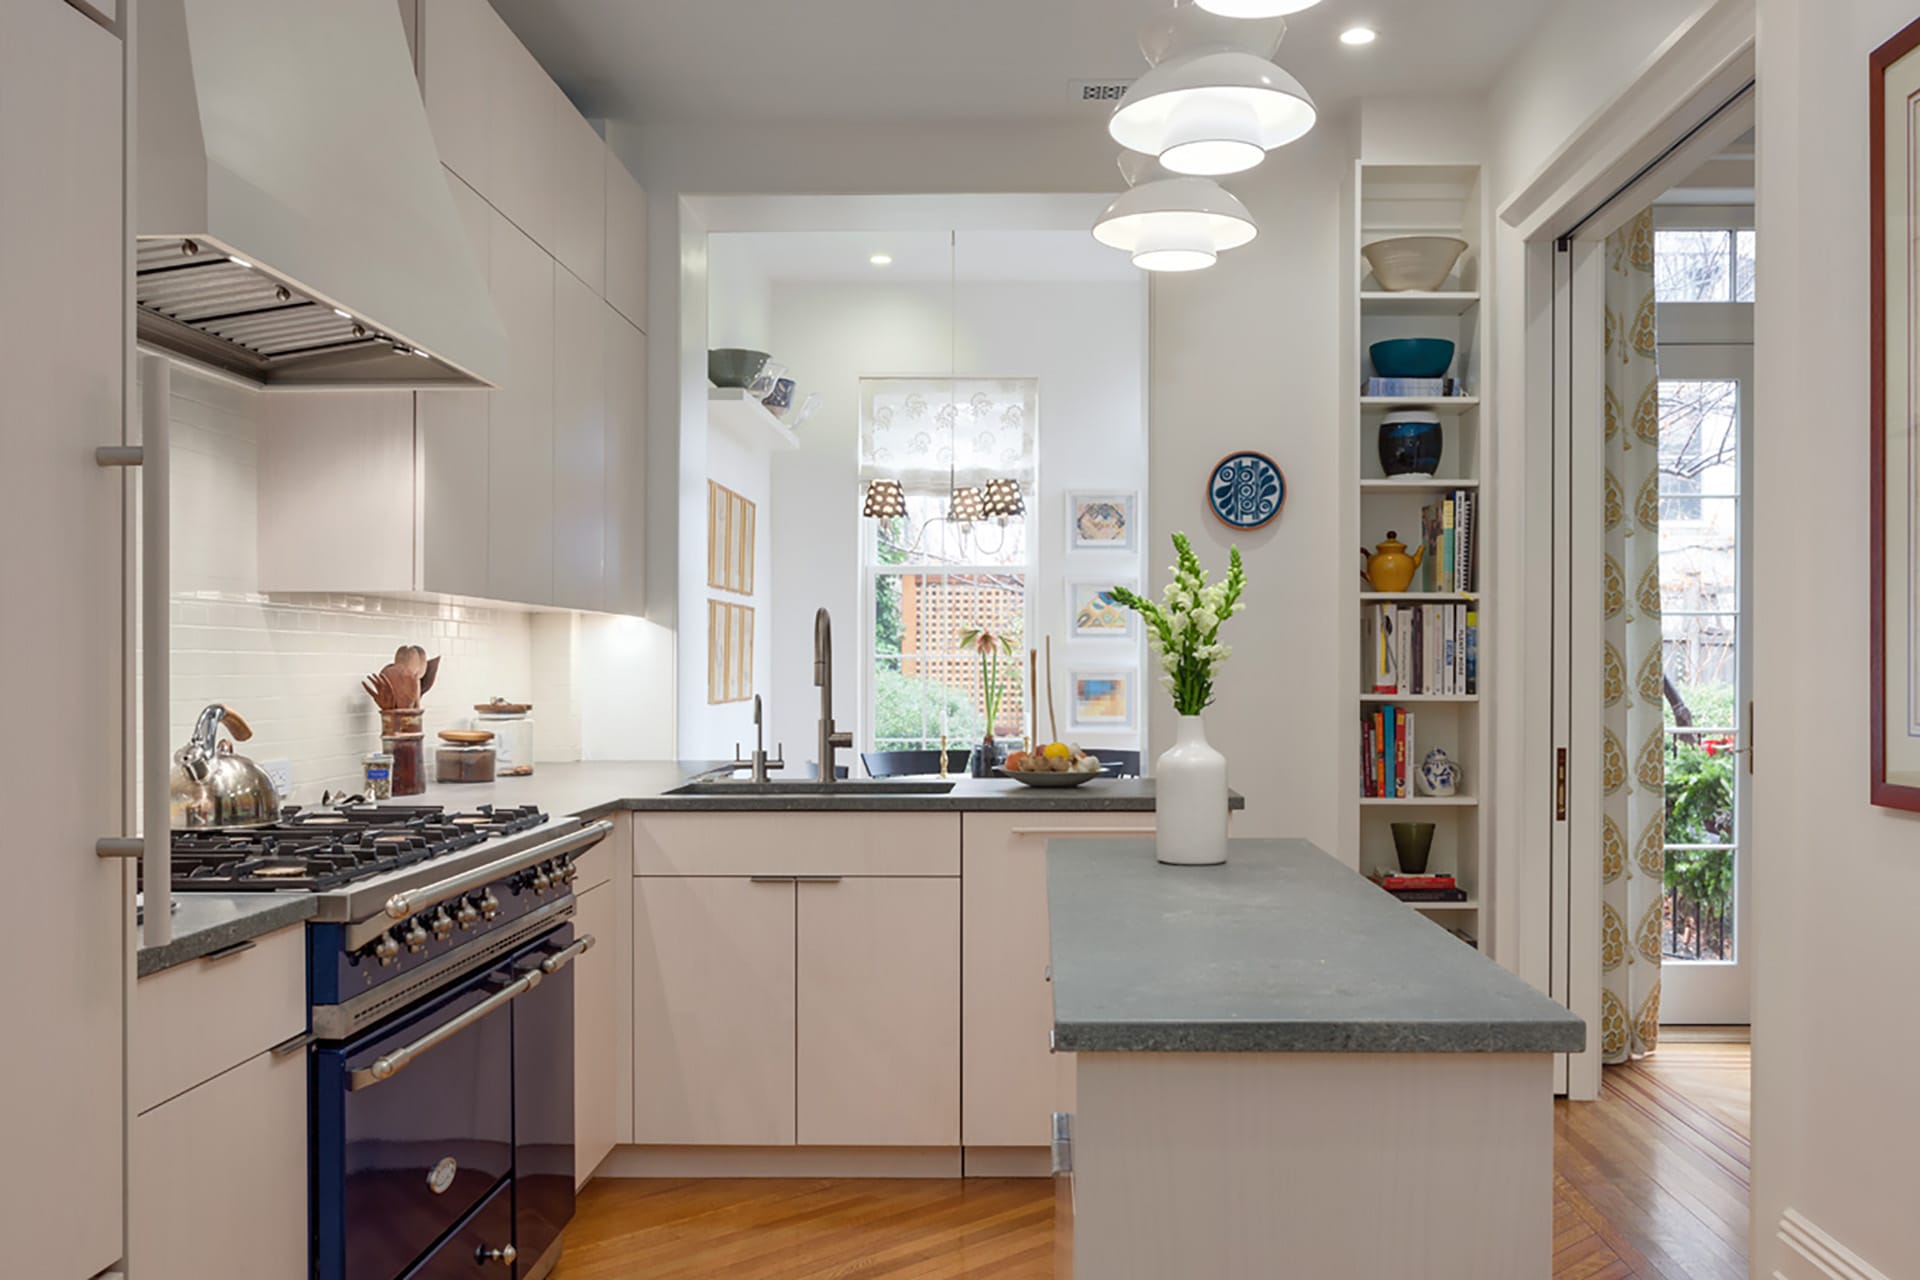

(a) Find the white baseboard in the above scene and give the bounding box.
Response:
[1779,1209,1891,1280]
[596,1145,962,1179]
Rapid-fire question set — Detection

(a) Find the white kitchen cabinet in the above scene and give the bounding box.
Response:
[486,210,556,605]
[603,303,648,616]
[574,877,625,1184]
[959,814,1155,1147]
[632,876,797,1146]
[416,0,498,196]
[797,877,960,1147]
[605,151,649,330]
[553,266,607,610]
[130,1047,307,1280]
[0,3,125,1272]
[132,925,306,1114]
[552,106,607,295]
[489,28,558,251]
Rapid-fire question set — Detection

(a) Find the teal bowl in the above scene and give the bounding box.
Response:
[1370,338,1456,379]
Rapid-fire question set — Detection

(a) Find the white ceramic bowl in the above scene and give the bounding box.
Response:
[1362,236,1470,292]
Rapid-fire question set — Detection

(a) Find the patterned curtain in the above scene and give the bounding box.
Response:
[1600,210,1664,1064]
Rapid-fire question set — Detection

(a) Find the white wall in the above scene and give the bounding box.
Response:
[750,265,1149,772]
[1750,2,1920,1274]
[1146,126,1348,849]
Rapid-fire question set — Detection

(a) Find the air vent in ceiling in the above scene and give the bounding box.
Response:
[1070,79,1133,105]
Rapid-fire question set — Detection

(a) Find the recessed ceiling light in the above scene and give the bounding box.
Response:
[869,253,894,266]
[1340,26,1378,46]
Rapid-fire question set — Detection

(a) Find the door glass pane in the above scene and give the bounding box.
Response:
[1660,501,1739,615]
[1734,230,1756,302]
[1662,613,1738,730]
[1654,230,1732,301]
[1663,848,1736,960]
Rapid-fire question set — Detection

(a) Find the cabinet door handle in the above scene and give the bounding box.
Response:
[749,876,796,884]
[794,875,843,884]
[1010,827,1155,838]
[199,939,258,963]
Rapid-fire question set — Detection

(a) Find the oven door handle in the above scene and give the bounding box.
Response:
[345,932,595,1092]
[380,820,614,922]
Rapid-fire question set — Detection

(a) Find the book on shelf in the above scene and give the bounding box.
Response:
[1364,604,1477,697]
[1361,704,1416,798]
[1389,887,1470,903]
[1363,377,1467,397]
[1414,490,1476,593]
[1374,873,1456,890]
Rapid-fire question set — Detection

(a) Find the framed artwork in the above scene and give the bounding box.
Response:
[707,481,756,596]
[1208,451,1286,531]
[707,600,754,704]
[1067,491,1137,551]
[1069,579,1137,640]
[1872,17,1920,808]
[1069,669,1135,729]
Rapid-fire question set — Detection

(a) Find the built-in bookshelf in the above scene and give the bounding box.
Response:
[1348,162,1492,950]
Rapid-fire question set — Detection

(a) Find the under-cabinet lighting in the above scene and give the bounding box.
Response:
[228,255,253,269]
[333,307,352,319]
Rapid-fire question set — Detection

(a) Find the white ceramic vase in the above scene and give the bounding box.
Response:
[1155,714,1229,866]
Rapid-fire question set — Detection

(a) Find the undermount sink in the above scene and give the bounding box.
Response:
[667,779,958,797]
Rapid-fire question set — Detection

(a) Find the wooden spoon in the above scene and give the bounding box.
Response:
[420,655,440,698]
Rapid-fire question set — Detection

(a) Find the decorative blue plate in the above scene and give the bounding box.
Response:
[1209,451,1286,530]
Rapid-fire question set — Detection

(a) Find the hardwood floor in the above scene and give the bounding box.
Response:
[554,1044,1750,1280]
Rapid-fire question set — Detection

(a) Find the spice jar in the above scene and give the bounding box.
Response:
[362,751,395,801]
[435,730,497,784]
[474,699,534,776]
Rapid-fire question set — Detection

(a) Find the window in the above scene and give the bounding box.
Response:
[1654,228,1756,302]
[861,379,1037,753]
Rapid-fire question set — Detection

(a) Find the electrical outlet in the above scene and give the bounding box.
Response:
[261,758,293,798]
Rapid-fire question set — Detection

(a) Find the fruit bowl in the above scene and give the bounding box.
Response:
[996,768,1101,788]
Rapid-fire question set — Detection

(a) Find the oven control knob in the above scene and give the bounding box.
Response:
[372,934,401,967]
[455,898,481,929]
[429,908,455,941]
[559,858,578,885]
[401,920,429,953]
[531,866,553,894]
[478,891,501,921]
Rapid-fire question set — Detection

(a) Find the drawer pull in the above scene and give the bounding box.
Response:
[478,1243,517,1266]
[1010,827,1155,838]
[794,875,843,884]
[198,939,258,963]
[749,876,796,884]
[269,1031,313,1057]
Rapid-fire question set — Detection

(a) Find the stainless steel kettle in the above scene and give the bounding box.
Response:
[170,704,283,830]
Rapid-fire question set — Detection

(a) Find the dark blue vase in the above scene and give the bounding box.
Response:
[1378,414,1443,477]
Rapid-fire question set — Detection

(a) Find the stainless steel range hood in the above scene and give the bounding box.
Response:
[136,0,506,389]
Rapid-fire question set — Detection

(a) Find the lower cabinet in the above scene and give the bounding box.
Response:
[631,866,961,1148]
[796,876,959,1146]
[574,867,631,1185]
[129,1047,307,1280]
[961,812,1157,1147]
[632,875,798,1145]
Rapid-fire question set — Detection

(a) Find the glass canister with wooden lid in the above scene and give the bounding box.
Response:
[475,698,534,776]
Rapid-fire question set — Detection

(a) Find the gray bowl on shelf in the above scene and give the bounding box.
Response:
[708,348,770,389]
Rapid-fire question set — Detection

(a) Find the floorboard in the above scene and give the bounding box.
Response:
[555,1044,1749,1279]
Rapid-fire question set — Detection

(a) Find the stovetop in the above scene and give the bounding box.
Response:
[160,803,549,894]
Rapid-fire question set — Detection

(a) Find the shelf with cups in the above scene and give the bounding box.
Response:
[1349,160,1491,952]
[708,387,800,453]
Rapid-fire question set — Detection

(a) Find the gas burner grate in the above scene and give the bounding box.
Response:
[156,803,550,893]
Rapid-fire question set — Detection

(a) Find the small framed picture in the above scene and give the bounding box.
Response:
[1069,579,1136,640]
[1069,669,1136,729]
[1067,491,1137,551]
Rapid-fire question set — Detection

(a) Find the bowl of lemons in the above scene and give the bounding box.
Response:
[998,742,1105,787]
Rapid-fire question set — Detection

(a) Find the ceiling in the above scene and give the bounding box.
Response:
[711,229,1145,285]
[488,0,1554,126]
[1658,130,1755,208]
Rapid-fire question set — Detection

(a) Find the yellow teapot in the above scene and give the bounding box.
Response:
[1362,532,1424,593]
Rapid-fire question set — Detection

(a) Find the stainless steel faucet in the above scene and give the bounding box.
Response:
[814,608,853,782]
[732,694,784,783]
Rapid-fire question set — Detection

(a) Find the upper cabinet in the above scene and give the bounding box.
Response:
[258,0,647,613]
[605,151,648,330]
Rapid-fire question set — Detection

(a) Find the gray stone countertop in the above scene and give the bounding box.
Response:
[137,893,317,978]
[138,759,1235,974]
[1048,838,1586,1054]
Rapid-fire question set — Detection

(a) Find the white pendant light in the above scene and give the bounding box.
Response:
[1109,50,1317,177]
[1193,0,1323,17]
[1093,177,1257,273]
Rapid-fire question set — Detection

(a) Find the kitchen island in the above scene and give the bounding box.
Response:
[1048,838,1584,1280]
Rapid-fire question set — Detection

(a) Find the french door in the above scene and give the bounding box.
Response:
[1651,342,1753,1025]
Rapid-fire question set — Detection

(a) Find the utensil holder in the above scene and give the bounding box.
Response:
[383,732,426,797]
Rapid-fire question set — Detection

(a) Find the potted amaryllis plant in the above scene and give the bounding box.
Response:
[1110,533,1246,865]
[959,624,1018,778]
